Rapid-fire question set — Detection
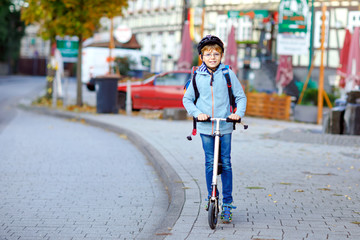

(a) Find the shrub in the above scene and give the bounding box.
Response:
[301,88,337,106]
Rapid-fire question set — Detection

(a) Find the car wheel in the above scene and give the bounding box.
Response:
[118,92,126,110]
[86,83,95,91]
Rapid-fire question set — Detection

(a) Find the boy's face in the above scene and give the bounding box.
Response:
[202,49,222,69]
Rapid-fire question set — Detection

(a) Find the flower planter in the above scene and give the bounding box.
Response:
[294,105,329,123]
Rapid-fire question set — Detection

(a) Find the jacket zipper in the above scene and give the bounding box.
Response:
[210,73,215,134]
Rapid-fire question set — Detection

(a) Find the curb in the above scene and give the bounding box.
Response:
[269,128,360,147]
[21,105,185,238]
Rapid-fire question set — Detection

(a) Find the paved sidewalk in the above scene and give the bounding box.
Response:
[25,79,360,239]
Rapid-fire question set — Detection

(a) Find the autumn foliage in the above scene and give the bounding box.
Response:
[21,0,128,106]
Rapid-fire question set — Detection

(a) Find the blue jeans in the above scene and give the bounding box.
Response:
[200,133,233,204]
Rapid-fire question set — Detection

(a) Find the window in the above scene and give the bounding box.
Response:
[238,16,252,41]
[168,0,175,8]
[216,15,228,42]
[155,72,191,86]
[136,0,143,11]
[153,0,160,9]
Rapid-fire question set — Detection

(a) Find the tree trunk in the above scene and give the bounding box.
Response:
[76,35,83,106]
[45,39,56,99]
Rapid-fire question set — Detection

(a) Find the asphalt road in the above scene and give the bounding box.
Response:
[0,76,44,133]
[0,76,168,239]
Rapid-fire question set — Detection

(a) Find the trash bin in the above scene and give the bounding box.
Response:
[95,75,119,113]
[344,103,360,135]
[324,106,346,134]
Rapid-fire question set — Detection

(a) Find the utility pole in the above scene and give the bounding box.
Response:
[317,4,326,124]
[200,0,205,38]
[308,0,315,81]
[199,0,205,65]
[182,0,189,37]
[109,18,114,74]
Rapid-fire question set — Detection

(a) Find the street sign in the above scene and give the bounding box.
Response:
[277,33,309,55]
[114,25,132,43]
[278,0,309,33]
[56,36,79,63]
[228,10,269,19]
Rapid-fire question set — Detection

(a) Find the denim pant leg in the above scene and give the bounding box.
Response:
[200,133,233,203]
[220,134,233,204]
[200,134,215,198]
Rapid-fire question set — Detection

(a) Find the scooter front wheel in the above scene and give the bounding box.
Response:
[208,201,218,229]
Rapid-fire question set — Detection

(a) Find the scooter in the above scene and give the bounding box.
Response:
[198,117,247,229]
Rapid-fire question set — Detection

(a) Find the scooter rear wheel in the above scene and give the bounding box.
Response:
[208,201,218,229]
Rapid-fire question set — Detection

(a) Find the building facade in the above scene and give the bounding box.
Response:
[19,0,360,76]
[122,0,360,72]
[121,0,186,72]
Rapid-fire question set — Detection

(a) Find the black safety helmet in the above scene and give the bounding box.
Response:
[197,35,224,55]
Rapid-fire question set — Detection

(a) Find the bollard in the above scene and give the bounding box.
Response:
[126,80,132,115]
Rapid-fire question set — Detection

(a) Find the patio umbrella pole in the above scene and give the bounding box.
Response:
[317,4,326,125]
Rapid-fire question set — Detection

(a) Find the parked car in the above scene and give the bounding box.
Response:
[117,70,191,110]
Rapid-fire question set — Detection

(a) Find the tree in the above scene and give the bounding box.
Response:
[21,0,128,106]
[0,0,25,74]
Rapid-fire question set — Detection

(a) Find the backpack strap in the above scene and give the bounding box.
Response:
[191,66,199,136]
[192,67,199,104]
[222,66,237,113]
[222,66,237,130]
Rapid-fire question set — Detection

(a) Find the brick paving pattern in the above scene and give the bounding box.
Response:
[3,77,359,239]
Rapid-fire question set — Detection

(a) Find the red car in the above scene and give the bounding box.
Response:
[117,70,191,110]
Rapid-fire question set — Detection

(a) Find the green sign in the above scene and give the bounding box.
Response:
[228,10,269,19]
[141,56,151,68]
[278,0,309,33]
[56,37,79,62]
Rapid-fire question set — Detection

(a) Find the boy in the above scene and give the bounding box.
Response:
[182,35,247,223]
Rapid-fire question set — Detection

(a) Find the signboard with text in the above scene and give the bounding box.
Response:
[277,34,309,55]
[278,0,309,33]
[56,36,79,63]
[228,10,269,19]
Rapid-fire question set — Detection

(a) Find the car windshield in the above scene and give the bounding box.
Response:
[155,73,190,86]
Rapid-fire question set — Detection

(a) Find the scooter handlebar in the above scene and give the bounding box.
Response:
[195,117,241,123]
[195,117,248,130]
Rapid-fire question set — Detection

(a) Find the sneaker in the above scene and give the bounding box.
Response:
[204,197,210,211]
[204,196,219,211]
[220,203,237,223]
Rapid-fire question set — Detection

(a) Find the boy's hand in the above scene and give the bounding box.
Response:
[228,113,241,121]
[197,113,210,121]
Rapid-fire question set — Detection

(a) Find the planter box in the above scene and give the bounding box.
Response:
[294,105,329,123]
[246,92,291,120]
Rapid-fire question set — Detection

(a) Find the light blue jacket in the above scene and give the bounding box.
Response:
[182,63,247,135]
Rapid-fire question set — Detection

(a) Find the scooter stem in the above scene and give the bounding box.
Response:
[211,119,221,196]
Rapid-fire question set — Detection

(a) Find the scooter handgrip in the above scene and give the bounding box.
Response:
[226,118,241,123]
[195,117,211,122]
